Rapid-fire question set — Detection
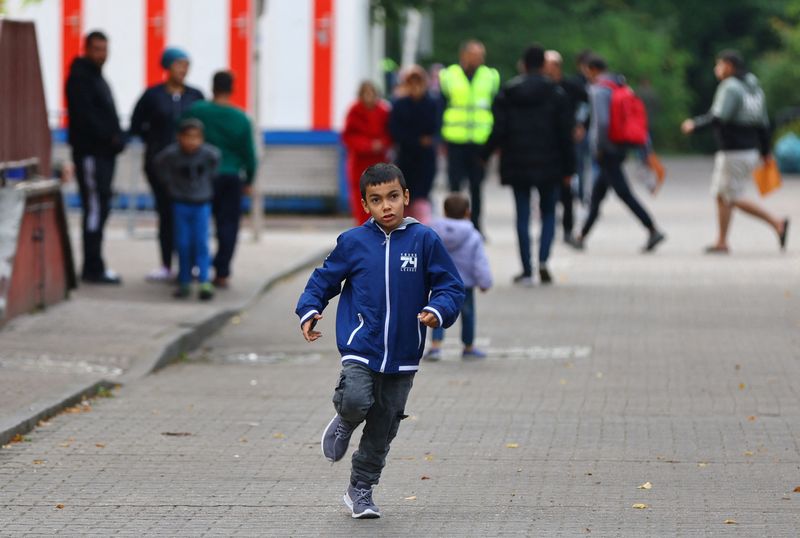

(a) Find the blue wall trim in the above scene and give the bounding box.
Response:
[262,130,340,146]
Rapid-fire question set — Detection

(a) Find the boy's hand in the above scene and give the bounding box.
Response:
[418,311,439,328]
[301,314,323,342]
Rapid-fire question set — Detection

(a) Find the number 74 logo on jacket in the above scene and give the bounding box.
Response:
[400,253,418,272]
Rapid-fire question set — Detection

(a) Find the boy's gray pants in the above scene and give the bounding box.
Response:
[333,361,415,487]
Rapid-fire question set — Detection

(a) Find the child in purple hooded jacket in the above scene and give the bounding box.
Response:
[425,193,493,360]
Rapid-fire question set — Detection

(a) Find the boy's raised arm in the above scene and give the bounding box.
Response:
[422,235,465,329]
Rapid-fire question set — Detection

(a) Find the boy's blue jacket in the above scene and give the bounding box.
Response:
[296,217,465,374]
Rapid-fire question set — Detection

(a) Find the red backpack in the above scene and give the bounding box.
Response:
[599,80,649,146]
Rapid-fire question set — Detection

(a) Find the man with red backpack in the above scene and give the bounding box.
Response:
[575,55,665,252]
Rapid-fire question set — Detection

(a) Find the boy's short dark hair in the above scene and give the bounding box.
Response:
[443,193,470,219]
[523,44,545,71]
[178,118,204,134]
[213,71,234,95]
[587,54,608,71]
[359,163,407,199]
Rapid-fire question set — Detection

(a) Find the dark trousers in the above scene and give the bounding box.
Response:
[173,201,211,285]
[513,182,558,275]
[558,182,574,238]
[73,151,116,278]
[447,143,485,232]
[333,362,415,487]
[431,287,475,346]
[145,162,173,270]
[212,174,243,279]
[581,152,655,238]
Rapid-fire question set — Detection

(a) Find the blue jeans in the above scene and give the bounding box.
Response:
[173,201,211,285]
[432,287,475,346]
[513,183,557,275]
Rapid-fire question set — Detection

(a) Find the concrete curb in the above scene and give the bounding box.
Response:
[0,248,327,446]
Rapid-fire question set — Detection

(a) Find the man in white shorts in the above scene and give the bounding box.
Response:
[682,49,789,253]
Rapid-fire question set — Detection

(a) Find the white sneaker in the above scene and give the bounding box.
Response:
[146,267,174,282]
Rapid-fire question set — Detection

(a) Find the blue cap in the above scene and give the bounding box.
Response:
[161,47,190,69]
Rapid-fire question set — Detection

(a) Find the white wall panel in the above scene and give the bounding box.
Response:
[260,0,311,130]
[333,0,371,131]
[167,0,229,97]
[83,0,144,127]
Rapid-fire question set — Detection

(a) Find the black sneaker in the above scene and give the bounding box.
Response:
[321,414,354,462]
[82,269,122,285]
[343,481,381,519]
[538,267,553,285]
[643,230,666,252]
[173,285,191,299]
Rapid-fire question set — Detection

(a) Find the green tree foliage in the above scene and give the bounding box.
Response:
[399,0,793,150]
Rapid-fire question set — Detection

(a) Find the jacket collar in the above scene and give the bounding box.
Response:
[366,217,420,236]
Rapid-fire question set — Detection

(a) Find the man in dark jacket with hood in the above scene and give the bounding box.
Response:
[482,44,575,286]
[65,31,125,284]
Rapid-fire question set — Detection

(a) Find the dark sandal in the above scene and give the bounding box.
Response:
[779,218,789,251]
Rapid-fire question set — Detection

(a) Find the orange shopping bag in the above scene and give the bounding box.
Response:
[753,158,781,196]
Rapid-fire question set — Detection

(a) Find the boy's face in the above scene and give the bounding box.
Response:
[178,128,203,154]
[361,179,409,233]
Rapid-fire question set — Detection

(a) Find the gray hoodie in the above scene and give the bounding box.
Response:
[692,73,770,155]
[154,143,220,203]
[430,217,492,289]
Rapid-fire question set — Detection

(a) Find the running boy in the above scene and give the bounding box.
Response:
[425,193,493,360]
[296,163,465,519]
[154,118,220,300]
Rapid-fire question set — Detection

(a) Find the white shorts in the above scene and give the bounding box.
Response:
[710,149,759,202]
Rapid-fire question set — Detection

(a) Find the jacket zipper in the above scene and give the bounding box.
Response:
[379,232,391,372]
[347,313,364,346]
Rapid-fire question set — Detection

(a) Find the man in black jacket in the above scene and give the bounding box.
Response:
[482,45,574,286]
[65,31,124,284]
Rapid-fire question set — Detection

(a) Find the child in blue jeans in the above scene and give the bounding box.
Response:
[154,119,220,300]
[426,193,493,359]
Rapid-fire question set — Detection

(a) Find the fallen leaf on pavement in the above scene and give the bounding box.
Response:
[421,475,431,480]
[632,503,648,509]
[161,432,192,437]
[32,459,45,465]
[747,416,756,422]
[743,450,754,457]
[506,443,519,449]
[55,504,64,509]
[58,442,71,448]
[231,316,242,325]
[793,486,800,493]
[424,454,434,461]
[638,482,652,490]
[559,379,567,385]
[272,433,285,439]
[739,383,746,390]
[724,519,738,525]
[698,462,708,468]
[404,496,417,501]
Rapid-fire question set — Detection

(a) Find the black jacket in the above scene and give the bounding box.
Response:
[482,73,575,187]
[130,83,205,162]
[65,57,123,156]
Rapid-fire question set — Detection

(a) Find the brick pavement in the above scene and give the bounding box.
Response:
[1,157,799,536]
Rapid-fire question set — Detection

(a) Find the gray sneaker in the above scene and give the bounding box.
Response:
[321,414,354,463]
[343,481,381,519]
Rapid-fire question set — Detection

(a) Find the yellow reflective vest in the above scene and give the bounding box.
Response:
[439,64,501,144]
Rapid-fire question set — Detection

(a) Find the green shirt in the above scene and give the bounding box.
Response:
[183,100,257,183]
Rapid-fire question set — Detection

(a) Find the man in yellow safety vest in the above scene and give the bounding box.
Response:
[439,40,500,233]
